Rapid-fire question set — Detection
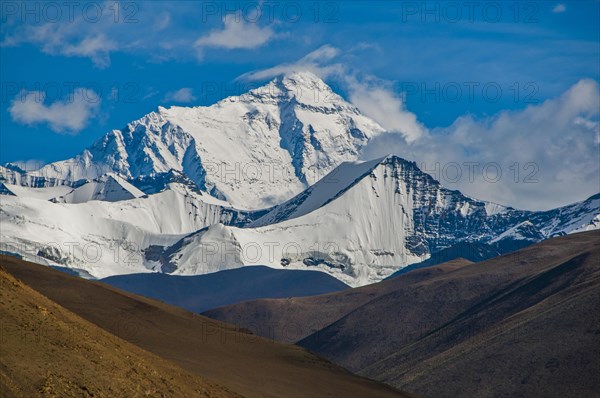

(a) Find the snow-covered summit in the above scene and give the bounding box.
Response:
[236,71,355,109]
[3,72,384,210]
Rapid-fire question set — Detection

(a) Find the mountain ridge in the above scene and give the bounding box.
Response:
[2,153,598,285]
[155,155,599,285]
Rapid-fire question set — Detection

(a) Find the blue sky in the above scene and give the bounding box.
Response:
[1,1,599,208]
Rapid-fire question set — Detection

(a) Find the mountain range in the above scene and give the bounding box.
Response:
[1,72,598,286]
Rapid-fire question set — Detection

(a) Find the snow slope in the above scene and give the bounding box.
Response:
[1,184,74,201]
[0,183,257,278]
[54,174,145,203]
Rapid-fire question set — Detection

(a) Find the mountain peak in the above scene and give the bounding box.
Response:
[375,154,416,167]
[240,71,345,108]
[278,71,329,89]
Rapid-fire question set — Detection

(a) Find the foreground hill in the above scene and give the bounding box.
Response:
[0,255,410,398]
[0,264,238,398]
[360,239,600,397]
[206,231,600,397]
[101,265,349,313]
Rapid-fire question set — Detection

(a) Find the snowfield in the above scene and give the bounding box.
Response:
[0,182,247,278]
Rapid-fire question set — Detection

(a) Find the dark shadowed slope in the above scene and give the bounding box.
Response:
[386,240,529,278]
[204,259,473,343]
[362,249,600,398]
[298,231,600,398]
[0,265,238,398]
[0,255,412,398]
[101,266,349,313]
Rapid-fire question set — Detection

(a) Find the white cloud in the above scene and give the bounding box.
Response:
[299,45,341,65]
[1,3,277,66]
[142,89,160,100]
[238,45,343,81]
[164,88,197,103]
[154,12,172,31]
[1,17,117,68]
[9,88,100,134]
[61,34,116,68]
[552,4,566,13]
[195,13,275,52]
[343,76,426,142]
[0,2,175,67]
[362,79,600,210]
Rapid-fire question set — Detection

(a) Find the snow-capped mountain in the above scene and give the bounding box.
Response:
[490,221,545,244]
[58,174,145,203]
[145,156,600,286]
[0,164,76,189]
[2,72,383,210]
[3,174,145,204]
[1,73,598,285]
[0,180,265,278]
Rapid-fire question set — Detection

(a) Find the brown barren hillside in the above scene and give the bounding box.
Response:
[204,258,474,343]
[0,265,239,398]
[361,245,600,398]
[0,255,413,398]
[205,231,600,398]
